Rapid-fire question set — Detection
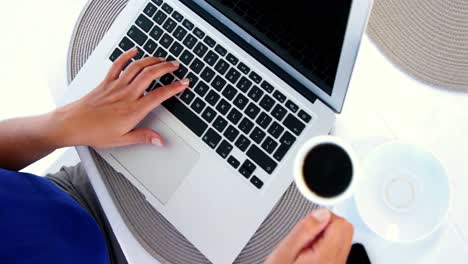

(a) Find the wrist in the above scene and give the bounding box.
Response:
[46,105,78,148]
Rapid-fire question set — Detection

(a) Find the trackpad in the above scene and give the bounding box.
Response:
[110,117,199,205]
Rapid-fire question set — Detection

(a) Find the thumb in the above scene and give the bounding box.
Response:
[118,128,164,147]
[268,208,331,263]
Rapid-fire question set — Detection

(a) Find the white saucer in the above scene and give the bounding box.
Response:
[354,142,451,242]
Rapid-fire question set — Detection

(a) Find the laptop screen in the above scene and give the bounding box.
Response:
[203,0,353,96]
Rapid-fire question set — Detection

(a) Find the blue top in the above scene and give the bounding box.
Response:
[0,168,108,264]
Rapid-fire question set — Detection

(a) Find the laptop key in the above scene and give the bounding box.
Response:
[256,112,272,129]
[222,84,237,101]
[267,121,284,139]
[194,42,209,57]
[160,73,174,85]
[180,89,195,105]
[162,97,208,137]
[239,160,256,178]
[298,110,312,123]
[134,47,144,60]
[161,3,173,14]
[183,34,198,49]
[224,125,240,142]
[286,100,299,113]
[283,114,305,135]
[182,19,194,30]
[273,90,286,103]
[227,156,240,169]
[216,140,233,159]
[151,0,162,6]
[250,127,266,144]
[194,81,209,96]
[203,51,219,66]
[109,48,123,62]
[204,36,216,47]
[172,11,184,22]
[237,62,250,74]
[136,14,154,32]
[143,3,158,18]
[226,53,239,65]
[201,106,217,123]
[235,135,251,152]
[214,44,227,56]
[169,42,184,57]
[233,93,248,110]
[202,128,222,149]
[227,108,242,125]
[153,10,167,25]
[247,145,277,174]
[273,131,296,161]
[143,39,158,54]
[261,136,278,154]
[214,59,230,75]
[249,71,262,84]
[211,76,226,91]
[213,116,228,133]
[179,50,194,65]
[200,67,216,83]
[238,117,254,134]
[190,97,206,114]
[119,37,135,51]
[153,47,168,58]
[160,33,174,49]
[247,86,264,102]
[163,18,177,33]
[216,99,231,115]
[127,26,147,46]
[226,68,241,84]
[193,27,205,39]
[259,95,275,112]
[272,104,287,121]
[189,58,205,74]
[173,26,187,41]
[245,103,260,120]
[236,77,252,93]
[186,72,199,87]
[174,64,188,79]
[205,90,220,106]
[260,81,274,93]
[250,176,264,189]
[149,25,164,41]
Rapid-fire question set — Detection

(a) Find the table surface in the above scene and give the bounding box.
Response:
[57,3,468,261]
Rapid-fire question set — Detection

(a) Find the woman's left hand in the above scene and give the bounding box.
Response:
[54,48,189,148]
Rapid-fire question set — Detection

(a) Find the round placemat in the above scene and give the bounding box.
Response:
[67,1,317,263]
[367,0,468,92]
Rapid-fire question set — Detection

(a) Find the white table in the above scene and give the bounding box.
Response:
[72,34,468,263]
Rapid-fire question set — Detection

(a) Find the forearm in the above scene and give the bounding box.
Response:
[0,112,68,171]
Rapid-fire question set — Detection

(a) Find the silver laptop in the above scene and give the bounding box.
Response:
[61,0,372,262]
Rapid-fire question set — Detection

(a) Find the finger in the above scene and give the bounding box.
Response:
[115,128,164,147]
[268,208,332,263]
[128,61,181,97]
[119,57,167,84]
[105,48,139,81]
[312,215,354,261]
[139,78,189,112]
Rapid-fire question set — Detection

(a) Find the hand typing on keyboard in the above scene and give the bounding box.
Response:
[55,48,189,148]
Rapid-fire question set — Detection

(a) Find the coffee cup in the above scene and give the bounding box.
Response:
[294,136,358,206]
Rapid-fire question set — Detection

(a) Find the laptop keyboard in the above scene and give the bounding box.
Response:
[109,0,313,190]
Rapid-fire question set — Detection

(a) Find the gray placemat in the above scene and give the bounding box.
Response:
[67,1,317,263]
[368,0,468,92]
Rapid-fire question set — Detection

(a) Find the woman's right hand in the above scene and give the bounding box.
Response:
[266,208,354,264]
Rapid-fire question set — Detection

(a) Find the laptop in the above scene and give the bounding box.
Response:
[61,0,372,262]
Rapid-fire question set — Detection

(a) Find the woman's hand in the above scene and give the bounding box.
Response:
[266,208,354,264]
[54,48,189,148]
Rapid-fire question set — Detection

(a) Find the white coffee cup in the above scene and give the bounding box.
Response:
[294,136,359,206]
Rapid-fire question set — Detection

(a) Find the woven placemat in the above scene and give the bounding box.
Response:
[67,1,317,263]
[368,0,468,92]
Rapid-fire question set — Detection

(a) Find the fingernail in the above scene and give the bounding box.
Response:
[131,47,138,52]
[151,137,163,147]
[180,78,190,85]
[170,61,180,67]
[160,57,166,61]
[311,208,331,222]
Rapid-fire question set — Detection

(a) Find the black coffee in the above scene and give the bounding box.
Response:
[302,143,353,198]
